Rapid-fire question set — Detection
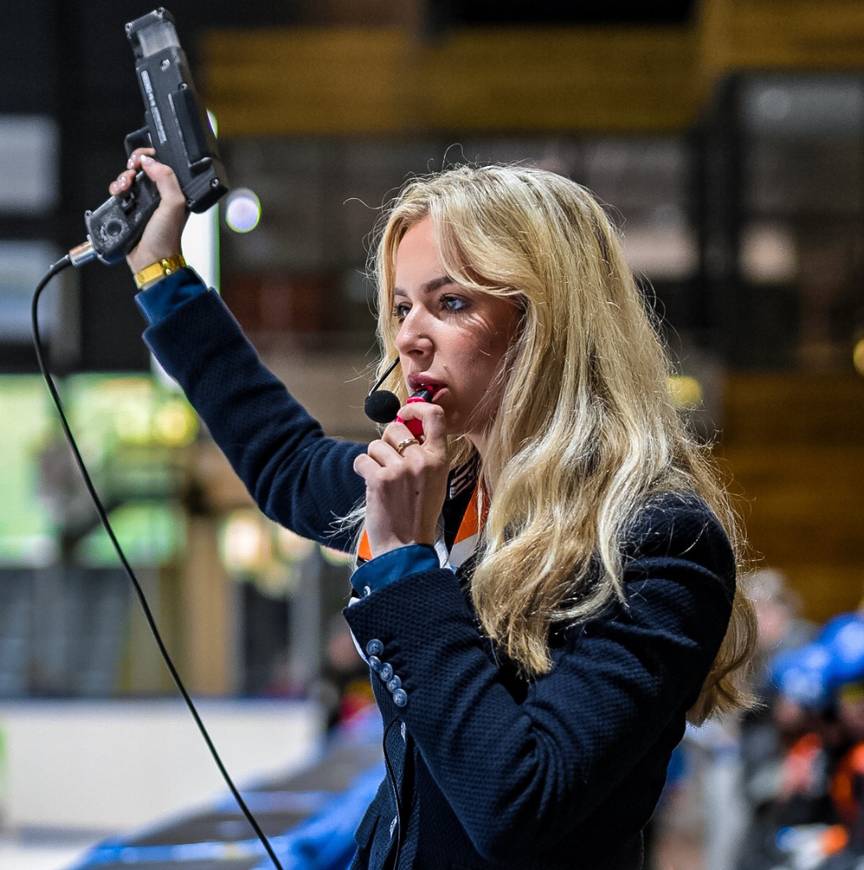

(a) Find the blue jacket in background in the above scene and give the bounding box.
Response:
[138,271,736,870]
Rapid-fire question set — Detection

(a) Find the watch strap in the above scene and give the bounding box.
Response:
[134,255,187,289]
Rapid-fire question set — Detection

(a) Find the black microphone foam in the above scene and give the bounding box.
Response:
[364,389,401,424]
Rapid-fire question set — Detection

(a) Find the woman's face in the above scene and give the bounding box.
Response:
[392,217,521,441]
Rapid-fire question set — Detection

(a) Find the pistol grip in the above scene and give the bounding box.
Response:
[84,171,160,265]
[124,127,152,157]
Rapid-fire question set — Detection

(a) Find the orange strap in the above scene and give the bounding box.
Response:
[357,483,486,563]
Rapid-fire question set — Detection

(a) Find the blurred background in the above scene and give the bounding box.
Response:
[1,0,863,868]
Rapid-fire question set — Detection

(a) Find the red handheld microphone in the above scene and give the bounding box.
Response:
[397,388,433,438]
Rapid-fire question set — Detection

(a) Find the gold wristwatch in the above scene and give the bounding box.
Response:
[134,255,187,289]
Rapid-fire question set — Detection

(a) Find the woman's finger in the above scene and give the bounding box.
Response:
[107,147,163,197]
[352,451,378,480]
[394,402,447,457]
[109,147,157,193]
[127,146,157,169]
[108,168,136,196]
[380,421,421,455]
[366,436,424,468]
[366,438,402,468]
[113,148,184,207]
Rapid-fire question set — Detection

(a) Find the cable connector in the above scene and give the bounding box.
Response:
[68,239,96,268]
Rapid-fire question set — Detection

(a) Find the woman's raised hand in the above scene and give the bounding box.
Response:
[353,400,450,558]
[107,147,189,275]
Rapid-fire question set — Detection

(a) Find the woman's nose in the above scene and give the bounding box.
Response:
[394,308,433,356]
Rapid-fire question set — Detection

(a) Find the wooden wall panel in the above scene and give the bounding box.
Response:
[699,0,864,85]
[722,373,864,448]
[201,27,697,135]
[200,1,864,136]
[719,374,864,620]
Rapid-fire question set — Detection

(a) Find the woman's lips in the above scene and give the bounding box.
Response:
[410,385,446,404]
[408,375,446,400]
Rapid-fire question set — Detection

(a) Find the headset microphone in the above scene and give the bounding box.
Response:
[363,356,432,438]
[364,356,401,424]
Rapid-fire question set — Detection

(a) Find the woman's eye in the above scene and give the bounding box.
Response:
[441,295,469,313]
[392,295,467,322]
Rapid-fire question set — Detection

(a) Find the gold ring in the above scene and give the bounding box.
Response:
[395,437,419,456]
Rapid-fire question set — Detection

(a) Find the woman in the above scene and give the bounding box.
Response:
[110,150,756,869]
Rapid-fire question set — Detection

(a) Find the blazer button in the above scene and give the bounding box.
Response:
[365,639,384,657]
[387,676,401,692]
[379,662,394,682]
[392,689,408,708]
[368,655,382,673]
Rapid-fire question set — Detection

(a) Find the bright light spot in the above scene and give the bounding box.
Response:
[225,188,261,233]
[668,375,703,409]
[741,223,797,284]
[114,402,153,444]
[153,400,198,446]
[221,511,268,571]
[853,338,864,377]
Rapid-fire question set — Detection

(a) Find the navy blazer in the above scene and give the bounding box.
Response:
[142,282,735,870]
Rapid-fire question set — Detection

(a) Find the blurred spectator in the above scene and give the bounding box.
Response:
[820,616,864,862]
[738,640,844,868]
[312,615,374,734]
[648,570,811,869]
[750,569,817,690]
[733,570,817,867]
[732,612,864,869]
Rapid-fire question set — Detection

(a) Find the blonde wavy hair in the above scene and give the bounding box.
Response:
[363,163,756,723]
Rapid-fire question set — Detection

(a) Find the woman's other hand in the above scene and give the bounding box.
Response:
[353,400,449,558]
[107,147,189,275]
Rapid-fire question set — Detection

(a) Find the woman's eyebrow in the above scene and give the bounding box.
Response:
[393,275,455,296]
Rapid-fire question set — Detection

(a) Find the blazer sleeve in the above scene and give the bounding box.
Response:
[141,284,367,551]
[342,495,736,862]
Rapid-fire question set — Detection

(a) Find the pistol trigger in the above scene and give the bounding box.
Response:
[124,125,152,157]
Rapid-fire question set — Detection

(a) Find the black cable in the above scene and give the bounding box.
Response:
[382,716,402,870]
[367,356,400,396]
[31,257,284,870]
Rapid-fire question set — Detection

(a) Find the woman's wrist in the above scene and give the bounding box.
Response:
[352,543,441,594]
[127,248,184,275]
[132,253,187,289]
